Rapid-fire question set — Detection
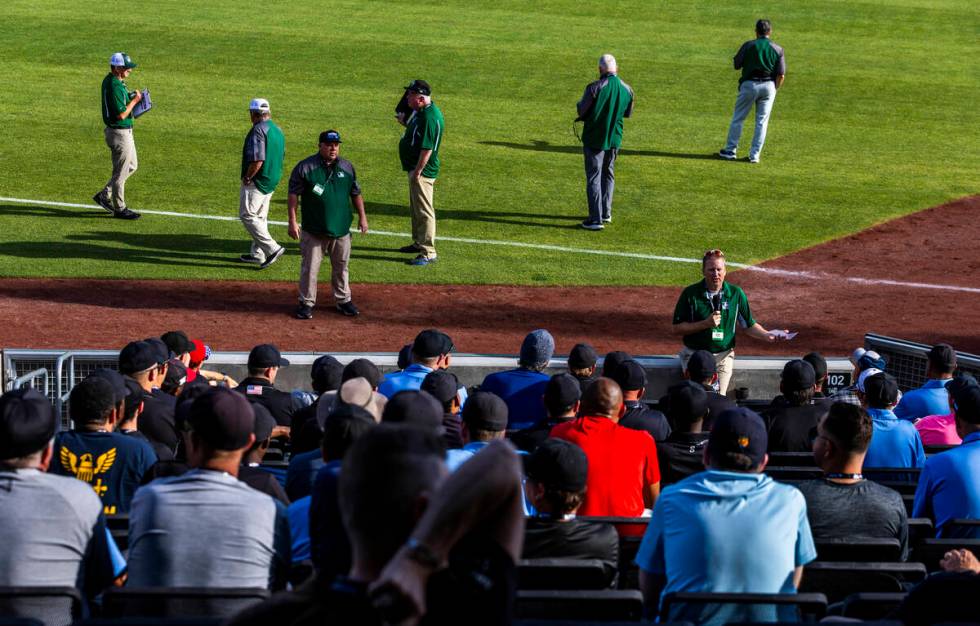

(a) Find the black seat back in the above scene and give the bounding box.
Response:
[660,591,828,623]
[102,587,270,618]
[0,587,82,626]
[814,538,903,562]
[515,590,643,620]
[800,562,926,603]
[517,558,611,590]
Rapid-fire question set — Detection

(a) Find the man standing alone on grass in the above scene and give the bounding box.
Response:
[288,130,367,319]
[718,19,786,163]
[93,52,143,220]
[577,53,634,231]
[397,80,444,266]
[239,98,287,270]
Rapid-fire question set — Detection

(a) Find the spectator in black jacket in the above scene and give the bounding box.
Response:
[239,403,290,506]
[288,355,343,454]
[421,369,464,449]
[764,360,829,452]
[235,344,294,426]
[683,349,735,429]
[611,360,670,442]
[511,373,582,453]
[657,381,710,486]
[803,352,831,402]
[567,343,599,393]
[120,340,179,459]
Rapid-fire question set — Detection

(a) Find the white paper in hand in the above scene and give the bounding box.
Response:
[770,330,798,340]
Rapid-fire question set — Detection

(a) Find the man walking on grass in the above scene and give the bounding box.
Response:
[239,98,287,270]
[94,52,143,220]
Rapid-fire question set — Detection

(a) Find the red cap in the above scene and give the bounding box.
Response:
[189,339,208,366]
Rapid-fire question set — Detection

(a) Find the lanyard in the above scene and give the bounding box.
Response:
[825,473,863,480]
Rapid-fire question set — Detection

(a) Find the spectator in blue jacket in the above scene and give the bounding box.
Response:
[895,344,957,421]
[481,329,555,430]
[378,330,466,408]
[861,372,925,469]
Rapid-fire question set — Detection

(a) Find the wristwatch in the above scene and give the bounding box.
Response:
[404,537,441,569]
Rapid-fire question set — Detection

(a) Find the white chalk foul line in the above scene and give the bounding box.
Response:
[2,196,977,294]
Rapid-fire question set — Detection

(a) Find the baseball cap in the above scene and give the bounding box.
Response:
[420,370,460,406]
[123,378,144,420]
[525,438,589,493]
[161,359,188,394]
[568,343,598,370]
[601,351,632,378]
[311,355,344,393]
[161,331,194,357]
[0,388,57,460]
[520,329,555,367]
[342,358,381,388]
[318,129,342,144]
[405,79,431,95]
[189,339,210,365]
[188,387,255,450]
[251,402,276,442]
[803,352,828,381]
[950,377,980,424]
[119,340,161,375]
[413,329,454,359]
[381,390,444,430]
[461,391,508,432]
[708,407,768,467]
[857,368,884,393]
[109,52,137,69]
[88,368,128,404]
[781,359,816,392]
[686,349,717,382]
[851,348,886,372]
[248,344,289,369]
[143,338,170,365]
[337,377,385,422]
[928,344,957,371]
[249,98,270,112]
[611,360,647,392]
[397,343,414,370]
[666,380,709,425]
[862,372,899,407]
[544,373,581,414]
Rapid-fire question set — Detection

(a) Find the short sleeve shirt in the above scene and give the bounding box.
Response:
[864,408,927,469]
[911,431,980,536]
[399,102,445,178]
[288,155,361,238]
[242,120,286,194]
[673,280,756,353]
[101,73,133,129]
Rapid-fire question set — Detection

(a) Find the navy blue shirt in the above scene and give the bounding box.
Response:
[285,449,324,501]
[912,431,980,537]
[51,430,157,515]
[308,460,348,578]
[480,368,550,430]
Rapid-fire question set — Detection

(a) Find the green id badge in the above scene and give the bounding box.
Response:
[711,328,724,341]
[313,184,325,196]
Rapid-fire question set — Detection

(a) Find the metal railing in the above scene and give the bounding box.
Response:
[9,367,49,395]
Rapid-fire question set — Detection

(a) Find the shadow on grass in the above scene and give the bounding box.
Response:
[362,201,583,230]
[0,204,109,219]
[479,140,720,160]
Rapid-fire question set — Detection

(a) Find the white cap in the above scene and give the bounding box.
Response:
[857,368,883,392]
[109,52,137,68]
[249,98,270,112]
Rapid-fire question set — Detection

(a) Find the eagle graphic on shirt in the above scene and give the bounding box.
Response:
[60,447,116,483]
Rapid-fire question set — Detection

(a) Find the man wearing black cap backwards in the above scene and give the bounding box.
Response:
[636,407,816,624]
[396,79,445,266]
[0,388,115,608]
[288,129,369,319]
[763,359,830,452]
[235,343,295,426]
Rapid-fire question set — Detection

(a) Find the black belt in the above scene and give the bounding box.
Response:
[750,77,774,81]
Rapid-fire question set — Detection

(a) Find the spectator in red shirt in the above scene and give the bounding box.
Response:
[550,378,660,516]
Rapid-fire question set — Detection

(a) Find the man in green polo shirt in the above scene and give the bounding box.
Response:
[396,79,444,266]
[672,249,793,394]
[287,130,368,319]
[239,98,287,270]
[93,52,143,220]
[576,54,634,231]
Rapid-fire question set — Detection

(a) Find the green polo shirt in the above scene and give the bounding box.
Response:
[579,74,634,151]
[287,154,361,238]
[399,102,444,178]
[101,73,133,129]
[673,280,756,353]
[242,120,286,194]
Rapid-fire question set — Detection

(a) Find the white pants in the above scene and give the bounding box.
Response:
[239,183,278,260]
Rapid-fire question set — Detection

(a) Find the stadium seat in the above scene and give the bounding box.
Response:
[515,590,643,620]
[902,494,914,516]
[659,591,828,622]
[939,518,980,539]
[813,538,903,562]
[617,536,643,590]
[907,518,934,544]
[766,452,817,467]
[912,538,980,572]
[839,592,907,620]
[517,558,612,590]
[288,560,314,587]
[923,444,957,456]
[101,587,270,619]
[764,466,823,481]
[0,586,81,626]
[800,562,926,603]
[577,516,648,538]
[105,514,129,532]
[864,468,922,485]
[110,528,128,552]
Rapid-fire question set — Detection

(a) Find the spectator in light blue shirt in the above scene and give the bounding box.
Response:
[635,407,817,625]
[445,391,509,472]
[481,329,555,430]
[912,379,980,538]
[378,329,467,407]
[862,372,926,469]
[894,344,956,421]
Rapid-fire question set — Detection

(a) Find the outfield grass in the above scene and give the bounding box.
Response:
[0,0,976,286]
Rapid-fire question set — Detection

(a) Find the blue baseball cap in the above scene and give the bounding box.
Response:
[708,407,768,466]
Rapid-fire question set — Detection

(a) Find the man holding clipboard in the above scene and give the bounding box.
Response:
[94,52,143,220]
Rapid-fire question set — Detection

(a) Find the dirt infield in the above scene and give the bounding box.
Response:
[1,196,977,357]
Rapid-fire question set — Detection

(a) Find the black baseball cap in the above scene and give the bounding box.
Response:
[462,391,508,432]
[544,373,581,415]
[612,360,647,392]
[119,341,161,375]
[188,387,255,450]
[525,438,589,493]
[803,352,828,381]
[601,351,632,378]
[161,330,194,356]
[89,368,128,404]
[162,358,188,394]
[252,402,276,442]
[413,329,454,359]
[0,388,57,460]
[311,355,344,393]
[950,376,980,424]
[420,370,460,406]
[781,359,816,392]
[666,380,708,425]
[568,343,598,370]
[405,79,431,95]
[144,338,171,364]
[928,344,957,371]
[342,358,381,388]
[397,343,414,370]
[708,407,768,466]
[248,344,289,369]
[862,372,899,408]
[381,390,444,430]
[123,378,144,420]
[686,349,717,381]
[318,129,342,144]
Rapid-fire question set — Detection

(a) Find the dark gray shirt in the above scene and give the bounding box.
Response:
[796,478,909,560]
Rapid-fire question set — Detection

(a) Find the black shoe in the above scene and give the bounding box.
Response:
[93,191,113,214]
[336,301,360,317]
[259,247,285,269]
[295,304,313,319]
[113,208,141,220]
[398,243,423,253]
[580,220,604,231]
[239,254,262,264]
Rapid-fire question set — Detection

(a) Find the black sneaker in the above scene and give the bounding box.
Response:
[239,254,262,264]
[295,304,313,319]
[113,208,141,220]
[259,246,285,269]
[336,301,360,317]
[718,150,736,160]
[93,191,114,214]
[398,243,423,253]
[580,220,604,231]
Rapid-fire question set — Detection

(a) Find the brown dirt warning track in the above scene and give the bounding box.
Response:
[0,196,977,357]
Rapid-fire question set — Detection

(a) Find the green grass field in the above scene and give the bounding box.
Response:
[0,0,976,286]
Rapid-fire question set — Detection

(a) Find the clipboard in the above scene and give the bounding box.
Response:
[132,89,152,118]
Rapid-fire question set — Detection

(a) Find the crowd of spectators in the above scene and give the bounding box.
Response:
[0,328,978,625]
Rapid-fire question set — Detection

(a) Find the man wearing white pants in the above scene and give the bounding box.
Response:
[239,98,286,270]
[719,20,786,164]
[94,52,143,220]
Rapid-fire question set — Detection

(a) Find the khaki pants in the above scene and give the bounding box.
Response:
[239,183,278,260]
[103,127,138,211]
[408,174,436,257]
[299,231,351,306]
[679,346,736,396]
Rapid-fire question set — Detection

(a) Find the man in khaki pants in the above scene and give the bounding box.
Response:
[396,80,444,266]
[287,130,368,319]
[93,52,143,220]
[239,98,286,270]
